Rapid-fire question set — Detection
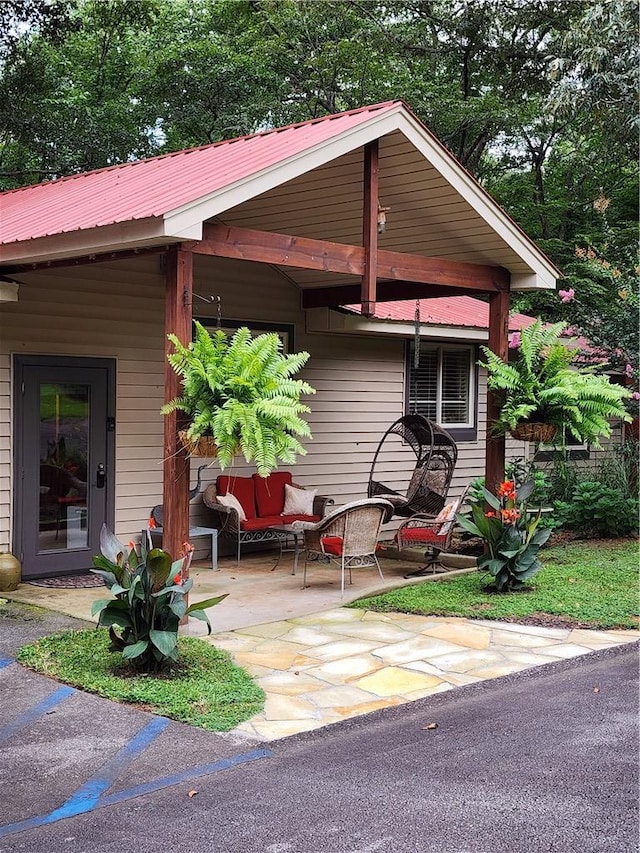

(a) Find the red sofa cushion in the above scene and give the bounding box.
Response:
[281,513,320,525]
[399,528,446,545]
[253,472,293,517]
[240,515,283,531]
[240,513,320,531]
[321,536,343,556]
[217,475,256,520]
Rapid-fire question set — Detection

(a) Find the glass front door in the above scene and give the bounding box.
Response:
[14,358,114,579]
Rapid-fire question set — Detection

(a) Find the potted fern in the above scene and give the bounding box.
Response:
[161,322,315,476]
[479,320,631,444]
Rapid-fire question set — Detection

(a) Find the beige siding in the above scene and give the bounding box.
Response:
[1,251,513,556]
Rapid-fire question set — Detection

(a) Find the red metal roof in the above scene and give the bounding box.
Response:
[344,296,537,331]
[0,102,399,246]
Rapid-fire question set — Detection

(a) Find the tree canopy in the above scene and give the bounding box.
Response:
[1,0,637,396]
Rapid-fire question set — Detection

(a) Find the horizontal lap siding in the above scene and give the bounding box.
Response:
[0,256,166,551]
[1,250,507,554]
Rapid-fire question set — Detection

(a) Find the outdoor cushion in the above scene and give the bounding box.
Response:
[217,492,247,522]
[321,536,344,556]
[399,528,446,545]
[240,515,285,532]
[433,500,458,535]
[253,471,292,517]
[281,513,321,525]
[217,475,256,520]
[282,483,317,516]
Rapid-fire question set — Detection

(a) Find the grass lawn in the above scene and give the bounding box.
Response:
[17,629,264,731]
[353,539,639,630]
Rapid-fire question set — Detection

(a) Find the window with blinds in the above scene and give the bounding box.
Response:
[407,343,475,428]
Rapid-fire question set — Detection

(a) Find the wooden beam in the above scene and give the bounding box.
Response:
[163,247,193,586]
[302,280,480,309]
[192,224,508,292]
[362,140,379,317]
[485,288,510,491]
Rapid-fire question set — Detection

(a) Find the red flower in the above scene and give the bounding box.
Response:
[484,510,497,518]
[173,573,182,585]
[497,481,516,500]
[500,508,520,524]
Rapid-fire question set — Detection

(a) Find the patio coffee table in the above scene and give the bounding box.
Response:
[268,524,304,576]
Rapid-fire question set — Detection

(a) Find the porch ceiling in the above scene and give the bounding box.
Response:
[215,129,555,292]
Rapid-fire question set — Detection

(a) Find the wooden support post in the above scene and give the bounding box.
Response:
[485,288,510,491]
[362,140,379,317]
[163,247,193,574]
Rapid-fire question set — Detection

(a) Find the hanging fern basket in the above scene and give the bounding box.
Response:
[510,422,557,443]
[178,430,220,458]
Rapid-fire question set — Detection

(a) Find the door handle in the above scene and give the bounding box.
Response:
[96,463,106,489]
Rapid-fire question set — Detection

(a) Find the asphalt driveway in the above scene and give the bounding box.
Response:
[1,602,637,853]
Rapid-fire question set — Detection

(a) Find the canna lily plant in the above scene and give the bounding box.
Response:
[162,322,315,476]
[456,479,552,592]
[91,525,227,673]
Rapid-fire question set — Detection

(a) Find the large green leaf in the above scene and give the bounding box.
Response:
[122,640,149,660]
[90,598,112,617]
[186,593,228,613]
[149,629,178,656]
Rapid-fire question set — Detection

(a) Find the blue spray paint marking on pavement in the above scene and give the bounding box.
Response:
[46,716,170,820]
[0,658,13,670]
[0,745,272,839]
[101,747,273,805]
[0,685,75,745]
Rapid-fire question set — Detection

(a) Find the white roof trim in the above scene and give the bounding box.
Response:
[162,106,407,239]
[305,307,490,341]
[0,217,171,265]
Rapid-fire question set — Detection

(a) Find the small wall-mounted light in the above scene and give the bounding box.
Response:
[377,202,391,235]
[0,276,20,303]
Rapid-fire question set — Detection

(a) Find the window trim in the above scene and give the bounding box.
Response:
[405,341,478,441]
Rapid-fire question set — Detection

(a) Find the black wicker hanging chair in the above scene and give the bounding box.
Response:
[367,415,458,518]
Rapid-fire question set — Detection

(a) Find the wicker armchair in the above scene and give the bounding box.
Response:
[292,498,394,595]
[395,486,470,578]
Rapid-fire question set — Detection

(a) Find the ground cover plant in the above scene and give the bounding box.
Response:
[17,629,264,731]
[352,540,639,630]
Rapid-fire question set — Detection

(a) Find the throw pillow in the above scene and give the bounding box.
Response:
[434,500,458,535]
[217,492,247,522]
[282,483,316,516]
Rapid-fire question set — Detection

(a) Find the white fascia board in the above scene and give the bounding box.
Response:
[162,106,409,238]
[0,217,170,265]
[510,271,558,291]
[395,114,560,290]
[305,307,488,341]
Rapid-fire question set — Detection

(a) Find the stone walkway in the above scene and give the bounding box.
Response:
[5,554,638,743]
[209,607,639,741]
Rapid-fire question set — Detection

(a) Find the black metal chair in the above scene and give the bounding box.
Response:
[367,415,458,518]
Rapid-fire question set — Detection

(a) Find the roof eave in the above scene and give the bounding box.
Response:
[306,307,491,341]
[0,217,174,266]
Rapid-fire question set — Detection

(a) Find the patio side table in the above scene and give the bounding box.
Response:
[267,524,305,576]
[143,526,219,571]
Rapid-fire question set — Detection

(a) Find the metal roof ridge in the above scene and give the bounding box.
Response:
[0,100,402,197]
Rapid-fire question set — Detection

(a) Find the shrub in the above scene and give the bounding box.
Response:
[554,481,639,538]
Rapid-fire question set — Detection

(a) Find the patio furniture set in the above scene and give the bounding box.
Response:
[195,416,466,593]
[148,416,467,594]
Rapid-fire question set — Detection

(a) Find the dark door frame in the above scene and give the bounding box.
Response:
[13,354,116,573]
